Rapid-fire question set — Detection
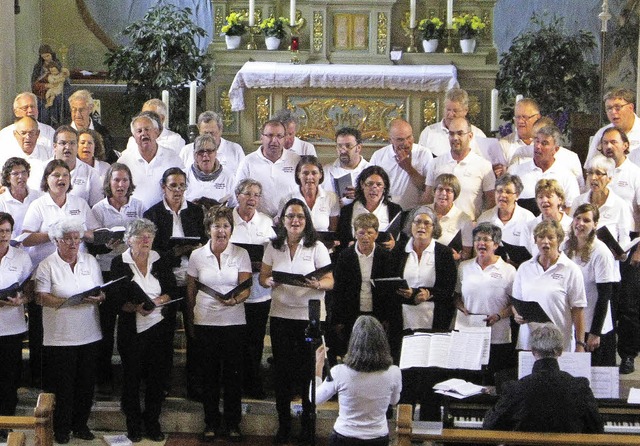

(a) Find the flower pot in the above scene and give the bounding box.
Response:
[422,39,439,53]
[265,36,281,50]
[225,35,241,50]
[460,38,476,54]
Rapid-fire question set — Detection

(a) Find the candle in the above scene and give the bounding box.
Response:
[248,0,255,27]
[161,90,170,129]
[515,94,523,104]
[409,0,416,28]
[189,81,197,125]
[490,89,499,132]
[291,36,299,51]
[290,0,296,26]
[447,0,453,29]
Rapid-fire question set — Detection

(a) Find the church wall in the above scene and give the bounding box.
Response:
[14,0,42,94]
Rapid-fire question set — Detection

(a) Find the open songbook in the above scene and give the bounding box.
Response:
[510,296,551,323]
[272,264,333,287]
[433,378,486,399]
[128,280,183,310]
[196,277,253,301]
[377,212,405,243]
[399,329,491,371]
[92,226,126,245]
[596,226,640,257]
[57,276,127,308]
[370,277,419,298]
[0,273,33,301]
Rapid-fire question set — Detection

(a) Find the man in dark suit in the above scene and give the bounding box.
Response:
[68,89,118,163]
[483,324,603,433]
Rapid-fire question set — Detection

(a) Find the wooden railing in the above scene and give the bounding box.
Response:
[0,393,55,446]
[396,403,640,446]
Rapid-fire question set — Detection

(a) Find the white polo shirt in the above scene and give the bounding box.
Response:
[179,138,246,174]
[402,237,437,330]
[418,120,486,158]
[566,239,616,335]
[22,193,99,266]
[187,242,251,326]
[0,137,52,170]
[369,144,433,211]
[425,151,495,219]
[586,114,640,167]
[289,137,317,156]
[509,145,585,191]
[513,252,587,351]
[456,257,515,344]
[0,188,42,238]
[185,165,236,205]
[35,250,103,346]
[571,188,633,248]
[323,156,370,206]
[609,158,640,231]
[430,203,473,248]
[355,243,375,313]
[508,159,580,208]
[263,238,331,321]
[127,127,185,155]
[499,131,528,165]
[117,146,185,209]
[67,159,104,207]
[235,147,300,218]
[230,207,276,304]
[0,246,33,336]
[477,205,535,246]
[0,121,55,153]
[519,213,572,258]
[281,187,340,232]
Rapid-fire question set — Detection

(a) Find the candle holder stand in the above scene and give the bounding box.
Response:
[444,29,455,53]
[406,26,417,53]
[247,25,260,50]
[288,23,301,64]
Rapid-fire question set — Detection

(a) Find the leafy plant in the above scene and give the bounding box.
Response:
[495,13,599,127]
[418,17,445,40]
[222,12,248,37]
[260,16,288,39]
[105,2,211,137]
[452,14,485,39]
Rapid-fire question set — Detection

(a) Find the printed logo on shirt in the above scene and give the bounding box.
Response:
[303,254,312,261]
[282,166,295,173]
[489,272,503,280]
[551,273,564,280]
[214,183,226,190]
[69,209,81,215]
[319,206,328,213]
[80,268,91,275]
[616,180,630,188]
[227,259,238,268]
[73,178,87,186]
[512,229,521,237]
[601,211,612,220]
[126,211,138,217]
[7,265,18,272]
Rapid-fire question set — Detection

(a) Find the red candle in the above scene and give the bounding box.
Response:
[291,36,299,51]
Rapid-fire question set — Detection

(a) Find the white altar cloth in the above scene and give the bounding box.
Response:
[228,62,459,111]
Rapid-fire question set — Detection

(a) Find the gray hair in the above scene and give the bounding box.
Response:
[445,88,469,108]
[404,205,442,239]
[496,174,524,196]
[586,155,615,178]
[235,178,263,197]
[142,98,167,118]
[530,324,564,358]
[272,108,297,126]
[123,218,157,243]
[535,125,563,147]
[130,113,160,134]
[193,134,218,153]
[13,92,37,110]
[343,315,393,372]
[473,222,502,245]
[68,89,94,107]
[197,111,223,131]
[48,217,85,240]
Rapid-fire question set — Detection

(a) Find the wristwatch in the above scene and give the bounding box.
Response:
[576,341,587,348]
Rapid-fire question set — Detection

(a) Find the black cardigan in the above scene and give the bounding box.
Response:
[336,200,403,250]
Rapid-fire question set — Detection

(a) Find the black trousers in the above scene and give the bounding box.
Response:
[43,341,98,436]
[270,317,316,429]
[196,324,245,429]
[118,318,173,434]
[329,431,389,446]
[27,300,43,386]
[617,258,640,358]
[96,283,119,385]
[0,332,25,416]
[242,300,270,394]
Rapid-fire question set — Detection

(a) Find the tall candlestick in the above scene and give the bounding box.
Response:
[490,89,499,132]
[248,0,255,27]
[447,0,453,29]
[290,0,296,25]
[189,81,197,125]
[161,90,170,129]
[409,0,416,28]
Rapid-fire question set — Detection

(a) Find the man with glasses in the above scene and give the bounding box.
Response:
[68,90,118,163]
[323,127,370,206]
[272,108,317,156]
[236,120,300,217]
[585,88,640,166]
[370,119,433,210]
[1,117,50,189]
[499,98,541,164]
[179,111,245,173]
[0,92,55,151]
[117,114,184,210]
[424,117,495,219]
[419,88,486,158]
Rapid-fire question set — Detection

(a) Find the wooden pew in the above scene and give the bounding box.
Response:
[396,403,640,446]
[0,393,55,446]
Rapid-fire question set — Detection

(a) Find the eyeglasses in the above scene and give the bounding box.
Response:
[435,186,455,194]
[195,149,216,157]
[337,143,360,150]
[133,234,154,241]
[59,236,82,245]
[496,188,516,195]
[363,181,385,189]
[605,102,630,113]
[473,236,494,243]
[514,113,540,122]
[285,213,306,221]
[55,140,77,147]
[16,130,38,138]
[16,105,36,112]
[447,130,471,137]
[212,223,232,230]
[262,133,285,140]
[412,219,434,226]
[49,172,70,179]
[165,184,187,192]
[586,170,607,177]
[239,192,261,199]
[9,170,28,177]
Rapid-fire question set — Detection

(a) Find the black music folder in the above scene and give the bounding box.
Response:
[371,277,419,299]
[58,276,127,308]
[596,226,640,257]
[378,212,405,243]
[500,241,533,266]
[196,277,253,301]
[448,230,463,253]
[510,297,551,323]
[272,264,333,287]
[128,280,183,310]
[333,173,353,198]
[232,243,265,263]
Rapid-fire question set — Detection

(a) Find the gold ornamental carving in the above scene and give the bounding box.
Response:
[422,99,438,127]
[313,11,324,53]
[256,95,271,135]
[214,6,224,36]
[219,91,234,130]
[468,95,481,123]
[377,13,388,54]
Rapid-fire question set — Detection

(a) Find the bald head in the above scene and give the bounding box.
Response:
[389,119,414,154]
[13,117,40,154]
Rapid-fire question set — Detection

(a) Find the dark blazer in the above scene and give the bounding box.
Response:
[336,200,403,250]
[143,200,206,268]
[483,357,604,433]
[394,240,457,331]
[92,119,118,164]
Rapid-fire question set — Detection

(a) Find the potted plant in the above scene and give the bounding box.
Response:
[452,13,486,53]
[105,3,210,138]
[221,12,247,49]
[417,17,445,53]
[259,16,288,50]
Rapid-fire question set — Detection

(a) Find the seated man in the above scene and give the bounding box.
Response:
[483,324,603,433]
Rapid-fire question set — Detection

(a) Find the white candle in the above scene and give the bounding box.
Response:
[189,81,197,125]
[490,89,499,132]
[248,0,255,27]
[409,0,416,28]
[447,0,453,29]
[161,90,170,129]
[515,94,524,104]
[290,0,296,26]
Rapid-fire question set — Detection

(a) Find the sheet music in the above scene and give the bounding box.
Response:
[448,329,490,369]
[591,367,619,399]
[628,388,640,404]
[518,351,592,382]
[454,311,487,329]
[399,333,433,369]
[427,334,451,368]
